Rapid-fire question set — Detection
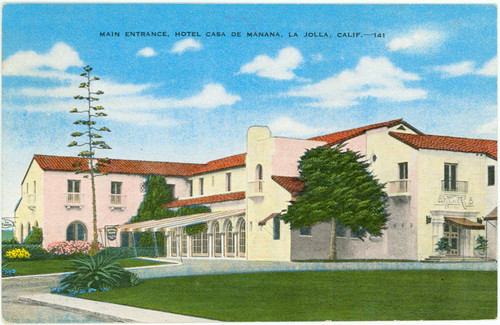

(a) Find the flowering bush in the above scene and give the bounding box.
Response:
[47,241,103,256]
[5,248,30,260]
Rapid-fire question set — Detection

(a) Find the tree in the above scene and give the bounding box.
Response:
[132,175,175,223]
[280,145,389,260]
[68,65,111,255]
[24,226,42,244]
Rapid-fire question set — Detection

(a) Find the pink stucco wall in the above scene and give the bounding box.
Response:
[42,171,186,248]
[271,137,325,176]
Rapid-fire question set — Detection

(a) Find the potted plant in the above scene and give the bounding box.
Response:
[474,235,488,257]
[435,237,449,256]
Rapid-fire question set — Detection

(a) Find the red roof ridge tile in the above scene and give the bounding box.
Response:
[308,118,422,147]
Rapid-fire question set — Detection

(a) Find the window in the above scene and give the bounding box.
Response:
[213,222,222,256]
[255,164,263,192]
[111,181,122,205]
[140,182,146,193]
[225,221,234,256]
[26,183,29,194]
[188,180,193,197]
[226,173,231,192]
[199,178,204,196]
[191,231,208,256]
[66,222,87,241]
[170,231,177,257]
[488,166,495,186]
[273,216,281,240]
[335,221,347,238]
[299,226,311,236]
[399,162,408,179]
[211,176,215,186]
[443,163,457,191]
[33,181,36,194]
[239,221,246,255]
[67,180,81,203]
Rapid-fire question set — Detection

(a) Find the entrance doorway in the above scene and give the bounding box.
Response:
[443,222,459,255]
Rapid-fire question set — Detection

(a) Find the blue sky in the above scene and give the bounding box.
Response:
[2,4,497,218]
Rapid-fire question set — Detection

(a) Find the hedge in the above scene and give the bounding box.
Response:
[103,247,163,258]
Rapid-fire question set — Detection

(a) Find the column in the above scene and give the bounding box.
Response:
[208,233,213,258]
[187,235,191,258]
[221,233,225,258]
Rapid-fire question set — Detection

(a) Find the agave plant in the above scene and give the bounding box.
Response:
[60,253,126,291]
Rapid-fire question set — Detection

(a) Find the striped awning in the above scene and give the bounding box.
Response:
[114,209,245,232]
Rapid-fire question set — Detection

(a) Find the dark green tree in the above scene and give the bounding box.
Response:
[132,175,175,223]
[68,65,111,254]
[24,226,43,244]
[281,145,389,260]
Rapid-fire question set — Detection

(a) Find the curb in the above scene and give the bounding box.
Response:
[20,293,218,323]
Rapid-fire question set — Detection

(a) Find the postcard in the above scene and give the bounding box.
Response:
[1,3,497,323]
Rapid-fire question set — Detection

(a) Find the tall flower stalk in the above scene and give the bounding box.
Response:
[68,65,111,255]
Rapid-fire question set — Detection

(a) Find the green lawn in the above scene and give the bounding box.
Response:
[4,258,166,276]
[78,270,497,321]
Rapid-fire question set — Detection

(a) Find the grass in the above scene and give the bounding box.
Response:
[294,259,416,262]
[78,270,497,321]
[4,258,166,276]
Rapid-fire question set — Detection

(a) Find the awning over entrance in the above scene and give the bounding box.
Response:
[115,209,245,232]
[444,217,485,229]
[259,212,280,226]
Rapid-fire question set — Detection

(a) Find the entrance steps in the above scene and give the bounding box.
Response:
[423,255,488,263]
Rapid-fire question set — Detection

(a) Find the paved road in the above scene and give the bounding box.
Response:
[2,274,114,323]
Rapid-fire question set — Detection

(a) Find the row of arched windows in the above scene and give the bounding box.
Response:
[169,218,246,258]
[18,221,39,242]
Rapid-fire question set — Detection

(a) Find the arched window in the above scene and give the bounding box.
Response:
[27,222,31,235]
[35,221,39,228]
[238,220,246,257]
[225,221,234,257]
[213,221,222,257]
[66,222,87,241]
[255,164,263,192]
[20,223,24,242]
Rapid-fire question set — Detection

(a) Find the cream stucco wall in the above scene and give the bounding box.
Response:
[416,150,495,259]
[14,160,44,243]
[185,167,246,199]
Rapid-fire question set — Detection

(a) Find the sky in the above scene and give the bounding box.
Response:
[1,4,497,218]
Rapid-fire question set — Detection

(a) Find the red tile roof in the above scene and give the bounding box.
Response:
[272,176,305,194]
[33,153,246,177]
[389,132,497,160]
[34,155,202,176]
[484,208,497,220]
[190,153,246,175]
[309,119,422,147]
[165,191,245,208]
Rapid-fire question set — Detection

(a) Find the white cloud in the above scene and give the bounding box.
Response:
[268,116,325,138]
[287,56,427,108]
[137,47,158,57]
[239,47,303,80]
[388,29,444,53]
[477,117,497,136]
[169,83,241,109]
[3,42,83,80]
[434,61,476,78]
[170,38,202,54]
[435,56,497,78]
[477,56,497,76]
[311,53,324,63]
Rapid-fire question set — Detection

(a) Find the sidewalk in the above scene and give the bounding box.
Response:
[20,294,218,323]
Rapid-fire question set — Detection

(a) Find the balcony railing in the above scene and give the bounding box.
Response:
[441,180,468,193]
[247,180,264,198]
[65,193,82,209]
[110,194,126,210]
[387,180,411,195]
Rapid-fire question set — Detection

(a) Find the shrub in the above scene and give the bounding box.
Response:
[59,253,141,291]
[5,248,30,260]
[475,235,488,251]
[138,232,165,248]
[102,246,159,258]
[2,244,49,260]
[47,241,103,256]
[24,226,43,244]
[2,238,18,245]
[435,237,450,252]
[2,258,16,277]
[185,222,208,236]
